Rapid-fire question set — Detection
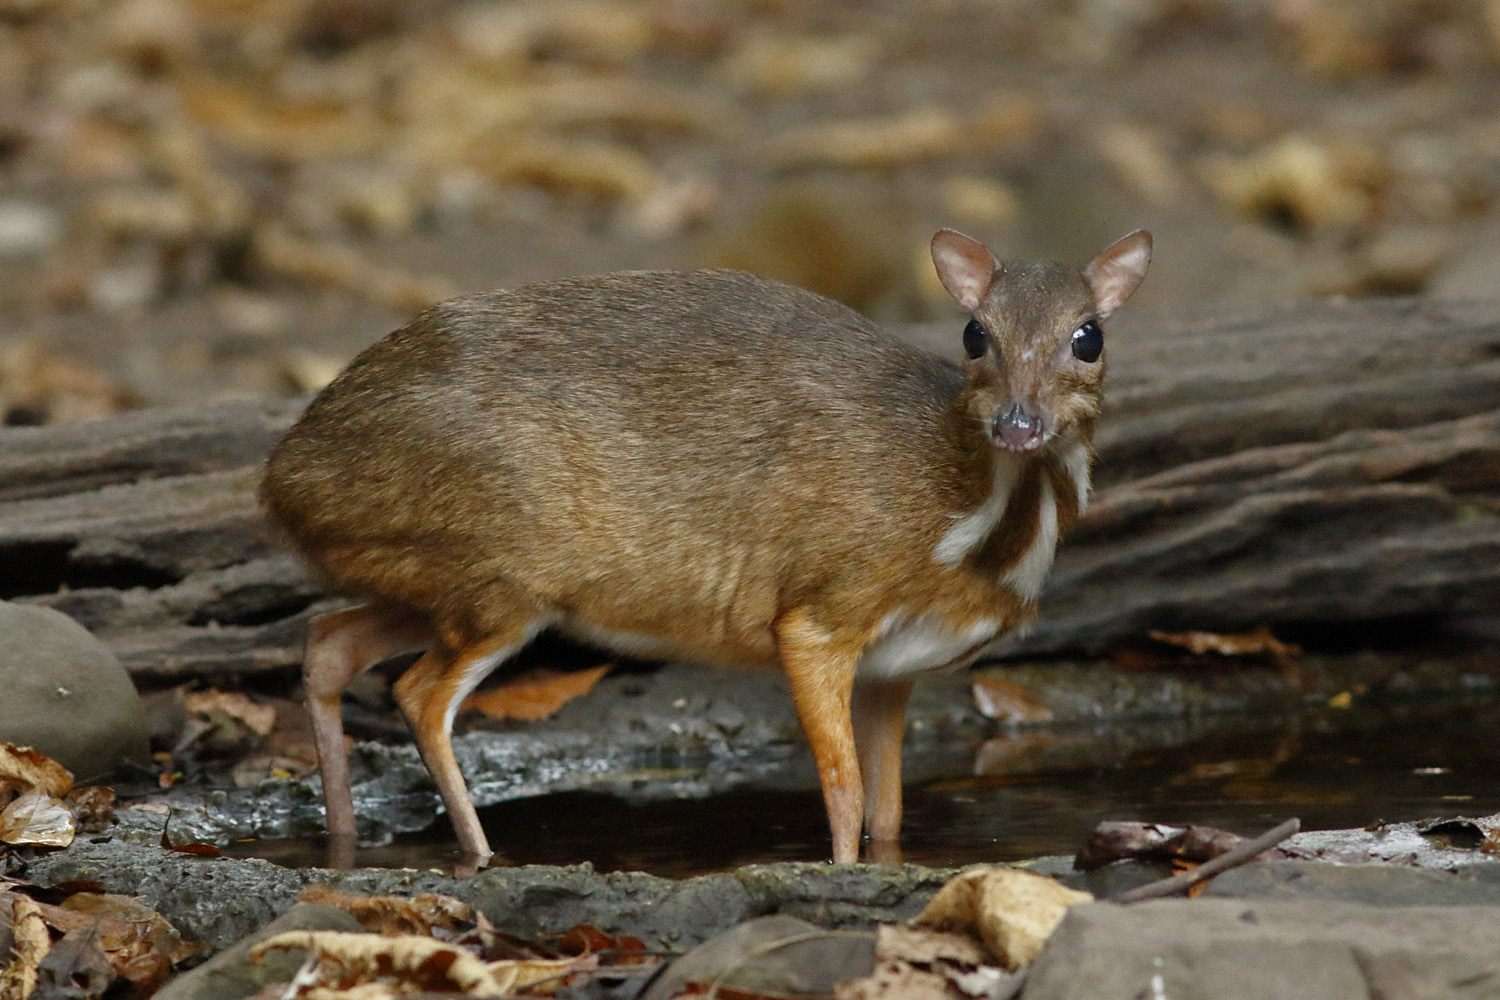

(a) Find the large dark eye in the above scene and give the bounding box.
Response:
[1071,320,1103,363]
[963,319,988,360]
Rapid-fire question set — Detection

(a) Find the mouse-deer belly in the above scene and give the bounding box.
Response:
[857,612,1002,680]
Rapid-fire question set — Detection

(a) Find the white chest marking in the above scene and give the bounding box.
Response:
[1001,477,1059,601]
[857,613,1001,680]
[1058,439,1092,514]
[933,452,1022,568]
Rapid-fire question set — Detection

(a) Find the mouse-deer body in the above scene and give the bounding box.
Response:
[260,228,1151,863]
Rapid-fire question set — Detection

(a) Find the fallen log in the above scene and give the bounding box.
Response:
[1,297,1496,676]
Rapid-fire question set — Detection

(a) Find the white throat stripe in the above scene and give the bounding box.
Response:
[934,453,1022,568]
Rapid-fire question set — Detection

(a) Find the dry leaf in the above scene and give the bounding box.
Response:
[1198,134,1380,232]
[253,930,594,997]
[184,689,278,737]
[181,77,389,162]
[838,926,1020,1000]
[61,892,202,989]
[464,665,610,722]
[252,224,457,314]
[764,108,965,169]
[554,923,648,958]
[0,744,74,800]
[0,792,76,847]
[874,924,989,967]
[0,339,137,425]
[476,135,662,203]
[915,867,1092,970]
[0,894,49,1000]
[836,961,956,1000]
[970,676,1053,724]
[66,785,117,833]
[298,884,473,936]
[231,754,317,788]
[1146,626,1301,661]
[719,31,880,97]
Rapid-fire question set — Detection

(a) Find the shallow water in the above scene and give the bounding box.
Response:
[224,695,1500,877]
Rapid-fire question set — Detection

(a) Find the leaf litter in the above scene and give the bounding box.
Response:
[0,744,116,851]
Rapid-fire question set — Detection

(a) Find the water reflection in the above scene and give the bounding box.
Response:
[224,696,1500,877]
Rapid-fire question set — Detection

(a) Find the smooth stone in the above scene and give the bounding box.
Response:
[1020,897,1500,1000]
[0,600,150,780]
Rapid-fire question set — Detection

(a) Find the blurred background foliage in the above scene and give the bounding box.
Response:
[1,0,1499,420]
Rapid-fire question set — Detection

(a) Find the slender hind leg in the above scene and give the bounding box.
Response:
[392,616,548,859]
[303,603,433,861]
[853,677,914,864]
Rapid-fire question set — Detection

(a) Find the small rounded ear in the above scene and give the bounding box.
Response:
[1085,230,1152,318]
[931,229,999,312]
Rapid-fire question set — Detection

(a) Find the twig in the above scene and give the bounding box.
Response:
[1109,817,1300,904]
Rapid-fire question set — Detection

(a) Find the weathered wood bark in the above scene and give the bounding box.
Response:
[1,298,1497,676]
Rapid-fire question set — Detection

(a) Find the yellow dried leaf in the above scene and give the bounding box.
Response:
[297,884,473,936]
[180,77,389,161]
[765,108,965,169]
[0,744,73,799]
[0,791,76,847]
[252,225,457,314]
[474,135,661,202]
[452,1,655,65]
[1198,134,1379,231]
[915,867,1092,970]
[0,894,49,1000]
[0,341,137,426]
[719,31,879,97]
[253,931,592,997]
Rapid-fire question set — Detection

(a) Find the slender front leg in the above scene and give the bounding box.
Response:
[303,604,432,859]
[852,677,914,852]
[391,622,540,860]
[776,609,865,864]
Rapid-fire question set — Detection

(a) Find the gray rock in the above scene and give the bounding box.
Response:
[22,833,951,952]
[1204,860,1500,906]
[1280,823,1500,870]
[463,861,946,950]
[1020,898,1500,1000]
[463,863,753,949]
[0,601,150,780]
[153,903,362,1000]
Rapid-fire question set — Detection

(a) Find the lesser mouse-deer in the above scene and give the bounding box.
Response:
[260,228,1151,864]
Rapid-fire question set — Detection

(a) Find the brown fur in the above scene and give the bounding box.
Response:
[262,231,1150,863]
